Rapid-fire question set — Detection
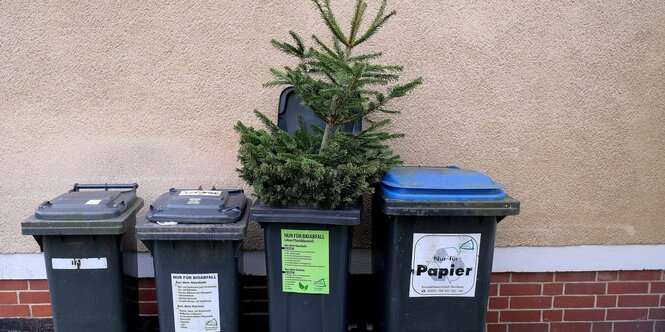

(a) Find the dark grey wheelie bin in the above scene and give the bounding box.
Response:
[135,188,250,332]
[250,202,361,332]
[244,86,362,331]
[374,166,520,332]
[21,183,143,331]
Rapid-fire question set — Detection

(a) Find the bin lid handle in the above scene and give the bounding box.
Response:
[71,183,138,192]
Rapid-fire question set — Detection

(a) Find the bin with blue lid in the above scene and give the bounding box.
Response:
[21,183,144,331]
[135,188,250,332]
[374,166,520,332]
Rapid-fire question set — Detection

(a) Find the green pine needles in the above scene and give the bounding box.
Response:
[235,0,422,209]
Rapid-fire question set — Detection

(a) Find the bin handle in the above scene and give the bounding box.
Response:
[71,183,139,192]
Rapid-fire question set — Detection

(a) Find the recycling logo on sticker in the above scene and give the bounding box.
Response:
[409,233,481,298]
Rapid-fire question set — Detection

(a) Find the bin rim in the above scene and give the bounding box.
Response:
[380,194,520,217]
[249,199,361,226]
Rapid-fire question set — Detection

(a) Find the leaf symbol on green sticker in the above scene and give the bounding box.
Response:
[299,282,308,291]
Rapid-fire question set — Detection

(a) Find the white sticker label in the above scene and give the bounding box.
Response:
[172,273,221,332]
[179,190,222,197]
[52,258,108,270]
[85,200,102,205]
[186,198,201,205]
[410,233,481,297]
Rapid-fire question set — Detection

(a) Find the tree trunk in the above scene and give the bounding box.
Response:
[320,122,335,152]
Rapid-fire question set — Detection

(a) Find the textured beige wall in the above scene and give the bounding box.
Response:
[1,1,663,253]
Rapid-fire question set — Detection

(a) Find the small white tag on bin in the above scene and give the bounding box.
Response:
[52,258,108,270]
[178,190,222,196]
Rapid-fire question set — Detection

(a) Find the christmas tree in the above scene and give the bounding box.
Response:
[235,0,422,208]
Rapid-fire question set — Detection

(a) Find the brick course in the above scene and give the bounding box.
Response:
[487,270,665,331]
[0,270,663,332]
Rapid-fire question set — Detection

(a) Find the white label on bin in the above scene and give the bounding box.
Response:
[85,199,102,205]
[178,190,222,197]
[409,233,481,298]
[51,258,108,270]
[186,198,201,205]
[171,273,221,332]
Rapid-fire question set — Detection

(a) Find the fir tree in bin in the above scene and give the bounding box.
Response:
[235,0,421,208]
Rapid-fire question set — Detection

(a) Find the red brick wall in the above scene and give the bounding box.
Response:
[2,271,664,331]
[488,270,665,332]
[0,280,51,318]
[138,278,157,316]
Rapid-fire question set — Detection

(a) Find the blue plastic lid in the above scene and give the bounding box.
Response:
[380,166,506,201]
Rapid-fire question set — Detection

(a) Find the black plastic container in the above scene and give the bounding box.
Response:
[374,166,520,332]
[135,188,249,332]
[251,202,361,332]
[21,183,143,332]
[277,87,361,134]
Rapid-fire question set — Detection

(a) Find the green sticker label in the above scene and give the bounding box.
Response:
[281,229,329,294]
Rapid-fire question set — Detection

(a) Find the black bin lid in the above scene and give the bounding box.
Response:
[146,188,247,224]
[277,87,361,134]
[35,183,138,220]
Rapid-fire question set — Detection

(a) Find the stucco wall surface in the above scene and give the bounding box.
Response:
[1,1,663,253]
